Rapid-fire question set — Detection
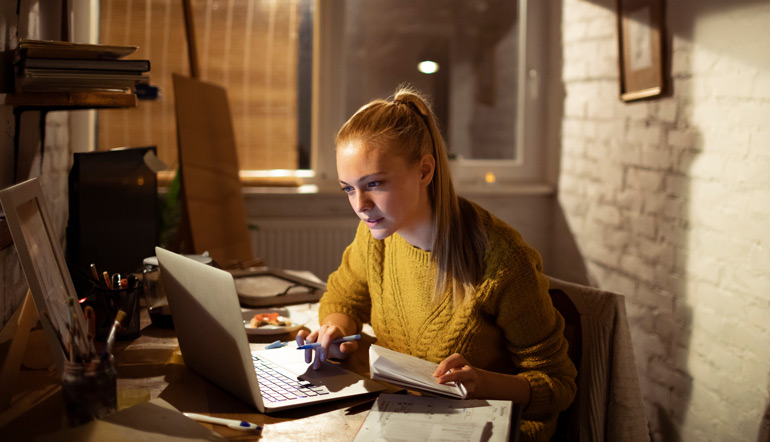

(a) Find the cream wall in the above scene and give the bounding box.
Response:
[558,0,770,439]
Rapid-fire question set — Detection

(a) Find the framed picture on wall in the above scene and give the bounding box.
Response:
[617,0,666,101]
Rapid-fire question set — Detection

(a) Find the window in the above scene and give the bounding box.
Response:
[95,0,548,188]
[97,0,314,176]
[319,0,550,189]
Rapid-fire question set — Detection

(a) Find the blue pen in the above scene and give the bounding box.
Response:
[297,334,361,350]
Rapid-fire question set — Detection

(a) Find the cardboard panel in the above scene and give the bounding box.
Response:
[172,74,252,266]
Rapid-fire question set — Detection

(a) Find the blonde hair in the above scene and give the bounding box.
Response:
[336,86,487,304]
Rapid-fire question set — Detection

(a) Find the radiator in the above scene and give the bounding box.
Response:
[250,218,359,281]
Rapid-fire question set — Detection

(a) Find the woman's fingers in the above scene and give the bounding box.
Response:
[437,365,480,396]
[437,366,471,383]
[339,340,359,354]
[434,353,468,377]
[312,345,326,370]
[306,324,347,370]
[296,329,318,364]
[433,354,482,396]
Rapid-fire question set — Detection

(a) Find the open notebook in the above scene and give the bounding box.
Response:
[369,344,467,398]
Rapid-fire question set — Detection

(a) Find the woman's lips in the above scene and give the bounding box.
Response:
[364,217,383,227]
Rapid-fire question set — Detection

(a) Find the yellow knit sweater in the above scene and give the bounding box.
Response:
[319,201,577,441]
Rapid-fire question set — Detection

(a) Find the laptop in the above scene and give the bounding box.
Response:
[155,247,386,413]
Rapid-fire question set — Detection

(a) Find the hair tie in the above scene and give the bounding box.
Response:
[394,99,428,120]
[393,98,435,152]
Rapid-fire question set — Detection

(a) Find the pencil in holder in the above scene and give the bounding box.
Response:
[85,278,142,341]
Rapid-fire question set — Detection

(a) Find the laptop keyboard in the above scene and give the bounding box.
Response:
[252,354,330,403]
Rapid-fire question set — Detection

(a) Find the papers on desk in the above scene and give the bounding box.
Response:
[353,393,513,442]
[369,344,467,399]
[35,398,227,442]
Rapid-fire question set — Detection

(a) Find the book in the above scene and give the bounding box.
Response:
[353,393,516,442]
[21,57,150,72]
[15,71,148,93]
[18,38,138,60]
[369,344,468,399]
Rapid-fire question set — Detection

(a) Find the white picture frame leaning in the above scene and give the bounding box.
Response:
[0,178,89,372]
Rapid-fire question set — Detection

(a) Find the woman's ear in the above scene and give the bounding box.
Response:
[419,154,435,186]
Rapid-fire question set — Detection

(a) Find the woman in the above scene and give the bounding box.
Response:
[297,87,576,441]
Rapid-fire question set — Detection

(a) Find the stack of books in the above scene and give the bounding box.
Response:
[12,39,150,94]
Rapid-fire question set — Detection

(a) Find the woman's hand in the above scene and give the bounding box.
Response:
[296,313,359,370]
[433,353,483,396]
[434,353,532,404]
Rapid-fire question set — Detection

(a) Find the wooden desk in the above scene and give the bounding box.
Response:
[0,304,386,441]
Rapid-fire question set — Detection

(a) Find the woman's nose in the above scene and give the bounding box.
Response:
[354,192,373,212]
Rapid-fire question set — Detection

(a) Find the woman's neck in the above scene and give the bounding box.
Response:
[397,206,434,251]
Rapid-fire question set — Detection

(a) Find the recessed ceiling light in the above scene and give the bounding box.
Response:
[418,61,439,74]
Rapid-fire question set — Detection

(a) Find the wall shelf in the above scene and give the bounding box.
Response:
[0,91,136,111]
[2,91,137,182]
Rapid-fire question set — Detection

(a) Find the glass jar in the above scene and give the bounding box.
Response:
[61,357,117,427]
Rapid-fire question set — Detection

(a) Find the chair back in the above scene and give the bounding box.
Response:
[547,275,650,442]
[549,287,582,442]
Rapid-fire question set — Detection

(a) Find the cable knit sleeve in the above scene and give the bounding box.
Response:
[318,221,373,331]
[488,228,577,421]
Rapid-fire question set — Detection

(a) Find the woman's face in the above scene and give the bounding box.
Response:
[337,140,435,249]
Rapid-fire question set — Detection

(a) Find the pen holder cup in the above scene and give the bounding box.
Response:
[86,282,142,341]
[61,357,117,427]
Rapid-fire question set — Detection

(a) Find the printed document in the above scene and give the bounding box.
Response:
[353,393,513,442]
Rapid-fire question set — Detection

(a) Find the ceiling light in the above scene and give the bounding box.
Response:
[417,61,439,74]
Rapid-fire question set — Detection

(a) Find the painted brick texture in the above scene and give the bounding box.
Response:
[559,0,770,440]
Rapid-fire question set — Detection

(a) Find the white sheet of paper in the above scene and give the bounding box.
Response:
[353,393,513,442]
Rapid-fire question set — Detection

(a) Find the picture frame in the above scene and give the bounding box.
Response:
[0,178,89,372]
[616,0,666,101]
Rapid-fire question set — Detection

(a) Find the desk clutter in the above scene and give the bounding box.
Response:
[75,264,141,341]
[59,298,126,427]
[2,179,516,441]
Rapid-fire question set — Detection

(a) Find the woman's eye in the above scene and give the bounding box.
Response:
[340,186,353,194]
[367,181,381,189]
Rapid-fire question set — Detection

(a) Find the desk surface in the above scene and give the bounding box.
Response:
[0,303,387,441]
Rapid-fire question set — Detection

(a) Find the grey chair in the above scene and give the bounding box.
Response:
[547,276,650,442]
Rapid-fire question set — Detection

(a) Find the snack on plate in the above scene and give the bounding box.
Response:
[249,312,292,328]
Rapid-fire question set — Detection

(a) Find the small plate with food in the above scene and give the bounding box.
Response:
[242,308,309,335]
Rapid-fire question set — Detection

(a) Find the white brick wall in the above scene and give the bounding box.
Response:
[559,0,770,440]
